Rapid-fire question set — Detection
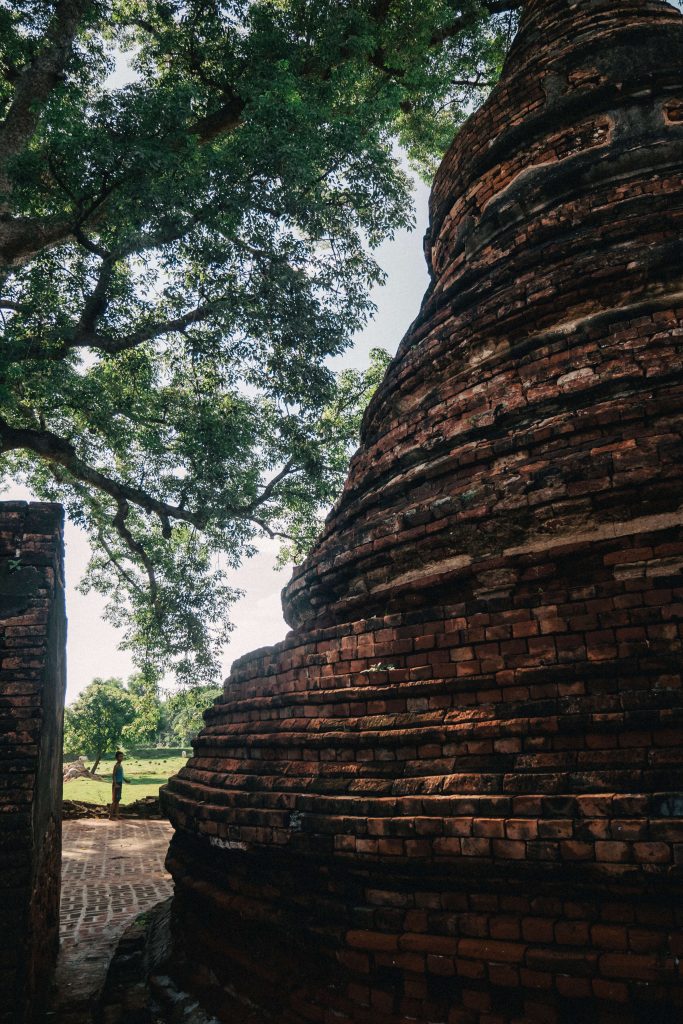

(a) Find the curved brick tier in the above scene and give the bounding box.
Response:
[163,2,683,1022]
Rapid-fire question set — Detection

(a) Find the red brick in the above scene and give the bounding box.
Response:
[400,934,457,955]
[473,818,505,838]
[461,838,491,857]
[505,819,539,840]
[520,968,553,991]
[488,962,519,987]
[592,978,630,1003]
[599,953,661,981]
[560,840,594,861]
[493,838,527,860]
[556,974,592,999]
[347,931,398,952]
[595,842,631,863]
[489,917,521,941]
[522,918,555,943]
[633,842,671,864]
[458,939,526,964]
[627,928,665,953]
[434,837,462,856]
[591,925,628,951]
[555,921,590,946]
[445,817,473,837]
[427,954,455,976]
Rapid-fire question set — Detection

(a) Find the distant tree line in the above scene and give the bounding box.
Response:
[64,675,221,769]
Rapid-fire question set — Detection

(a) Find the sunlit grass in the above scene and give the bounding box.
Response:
[63,755,188,804]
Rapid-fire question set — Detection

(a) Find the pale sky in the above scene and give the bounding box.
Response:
[4,177,431,704]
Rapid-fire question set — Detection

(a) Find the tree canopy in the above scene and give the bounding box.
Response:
[122,671,163,745]
[159,684,222,746]
[64,676,137,772]
[64,672,216,755]
[0,0,520,682]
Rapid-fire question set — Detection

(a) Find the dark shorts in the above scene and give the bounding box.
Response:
[113,785,122,801]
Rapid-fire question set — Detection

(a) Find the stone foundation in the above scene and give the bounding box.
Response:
[0,502,66,1024]
[163,2,683,1021]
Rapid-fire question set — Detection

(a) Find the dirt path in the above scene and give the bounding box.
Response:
[48,819,173,1023]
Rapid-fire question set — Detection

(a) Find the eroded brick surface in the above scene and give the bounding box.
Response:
[162,2,683,1022]
[50,819,173,1021]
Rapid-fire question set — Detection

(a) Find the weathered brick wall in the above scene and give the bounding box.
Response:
[0,502,66,1024]
[163,2,683,1021]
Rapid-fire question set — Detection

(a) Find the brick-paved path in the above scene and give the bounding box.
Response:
[49,819,173,1022]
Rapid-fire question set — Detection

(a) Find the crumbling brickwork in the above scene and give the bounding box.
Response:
[0,502,66,1024]
[163,2,683,1021]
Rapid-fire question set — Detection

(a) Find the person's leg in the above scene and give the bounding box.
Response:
[110,785,121,819]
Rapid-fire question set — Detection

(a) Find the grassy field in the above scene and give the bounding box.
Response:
[63,755,188,804]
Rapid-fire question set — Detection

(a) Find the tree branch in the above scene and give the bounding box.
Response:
[46,463,150,597]
[0,167,236,269]
[13,296,233,361]
[250,515,295,541]
[113,498,160,605]
[78,300,231,355]
[0,298,29,312]
[243,459,297,513]
[188,91,245,143]
[0,213,76,267]
[75,255,115,338]
[0,0,92,190]
[0,416,300,538]
[97,528,145,595]
[430,1,520,46]
[450,77,495,88]
[0,416,207,530]
[485,1,521,12]
[0,2,520,269]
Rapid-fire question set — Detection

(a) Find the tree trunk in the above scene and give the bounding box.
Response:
[91,754,101,775]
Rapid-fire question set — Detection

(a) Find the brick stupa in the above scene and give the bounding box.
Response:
[163,2,683,1021]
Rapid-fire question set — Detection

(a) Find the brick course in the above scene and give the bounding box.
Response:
[162,1,683,1021]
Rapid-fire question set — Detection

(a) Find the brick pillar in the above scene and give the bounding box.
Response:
[0,502,66,1024]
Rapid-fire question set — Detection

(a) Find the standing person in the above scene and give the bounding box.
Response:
[109,750,125,820]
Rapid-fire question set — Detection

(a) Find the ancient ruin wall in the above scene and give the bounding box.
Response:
[0,503,66,1024]
[163,2,683,1022]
